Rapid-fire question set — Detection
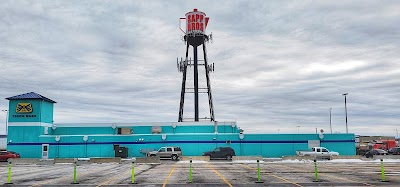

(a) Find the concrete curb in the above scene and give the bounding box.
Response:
[282,156,314,160]
[373,155,400,159]
[135,156,161,164]
[332,155,361,159]
[54,158,76,164]
[9,158,40,165]
[181,156,210,161]
[89,157,121,164]
[233,156,263,161]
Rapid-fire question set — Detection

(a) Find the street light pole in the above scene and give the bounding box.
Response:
[329,108,332,134]
[342,93,348,133]
[2,110,8,135]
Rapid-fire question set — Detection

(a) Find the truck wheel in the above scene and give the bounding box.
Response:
[171,155,178,161]
[226,155,232,160]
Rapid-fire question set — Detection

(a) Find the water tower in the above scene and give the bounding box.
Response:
[177,9,214,122]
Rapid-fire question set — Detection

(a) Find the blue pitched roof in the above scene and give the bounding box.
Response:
[6,92,56,103]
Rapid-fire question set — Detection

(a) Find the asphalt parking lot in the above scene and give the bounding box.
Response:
[0,159,399,186]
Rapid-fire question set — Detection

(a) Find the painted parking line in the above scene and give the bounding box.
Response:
[277,163,374,186]
[32,164,118,186]
[240,164,303,187]
[162,163,177,187]
[208,163,233,187]
[96,167,132,187]
[96,164,133,187]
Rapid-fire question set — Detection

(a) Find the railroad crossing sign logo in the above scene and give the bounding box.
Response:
[16,103,33,113]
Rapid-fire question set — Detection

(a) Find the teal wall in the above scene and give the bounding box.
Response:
[52,127,116,135]
[8,126,41,142]
[5,96,355,159]
[40,101,54,123]
[8,99,53,123]
[8,100,41,122]
[7,128,355,159]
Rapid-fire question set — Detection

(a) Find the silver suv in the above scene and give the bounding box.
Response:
[146,146,182,160]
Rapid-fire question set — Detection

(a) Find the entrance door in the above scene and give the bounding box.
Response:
[42,144,49,159]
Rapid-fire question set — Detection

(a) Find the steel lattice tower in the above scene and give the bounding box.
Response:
[177,9,214,122]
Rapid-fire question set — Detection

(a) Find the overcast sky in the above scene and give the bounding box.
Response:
[0,0,399,136]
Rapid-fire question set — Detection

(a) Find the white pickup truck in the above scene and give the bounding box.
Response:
[296,147,339,160]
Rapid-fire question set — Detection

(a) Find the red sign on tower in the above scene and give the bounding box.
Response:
[180,9,209,34]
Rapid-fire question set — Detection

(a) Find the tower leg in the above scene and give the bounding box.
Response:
[193,46,199,121]
[178,43,190,122]
[203,41,215,121]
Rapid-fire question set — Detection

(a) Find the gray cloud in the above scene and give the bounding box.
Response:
[0,0,399,136]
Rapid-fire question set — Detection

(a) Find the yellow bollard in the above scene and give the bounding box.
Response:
[380,159,389,182]
[71,159,79,184]
[255,159,263,183]
[132,159,137,184]
[5,160,13,184]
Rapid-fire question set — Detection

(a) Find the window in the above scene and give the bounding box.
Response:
[43,146,48,151]
[118,128,131,135]
[322,148,328,152]
[159,147,166,152]
[214,148,220,152]
[174,147,181,151]
[167,148,172,152]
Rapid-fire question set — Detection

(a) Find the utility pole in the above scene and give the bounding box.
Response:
[329,108,332,134]
[342,93,348,133]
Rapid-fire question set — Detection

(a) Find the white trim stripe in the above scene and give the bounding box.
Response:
[8,122,53,127]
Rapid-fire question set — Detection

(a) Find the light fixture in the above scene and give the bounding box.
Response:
[52,124,57,130]
[55,136,60,142]
[112,124,117,129]
[83,135,88,142]
[319,129,325,139]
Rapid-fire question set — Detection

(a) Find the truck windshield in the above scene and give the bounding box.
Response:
[159,147,166,152]
[322,148,328,152]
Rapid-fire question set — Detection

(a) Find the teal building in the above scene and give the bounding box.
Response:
[5,92,355,159]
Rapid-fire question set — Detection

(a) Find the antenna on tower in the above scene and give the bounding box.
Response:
[207,63,214,73]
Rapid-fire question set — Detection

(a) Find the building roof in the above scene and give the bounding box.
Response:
[6,92,56,103]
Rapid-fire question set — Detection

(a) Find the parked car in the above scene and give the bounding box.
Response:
[388,147,400,155]
[146,146,182,160]
[202,147,235,160]
[296,147,339,160]
[0,151,20,162]
[364,149,388,158]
